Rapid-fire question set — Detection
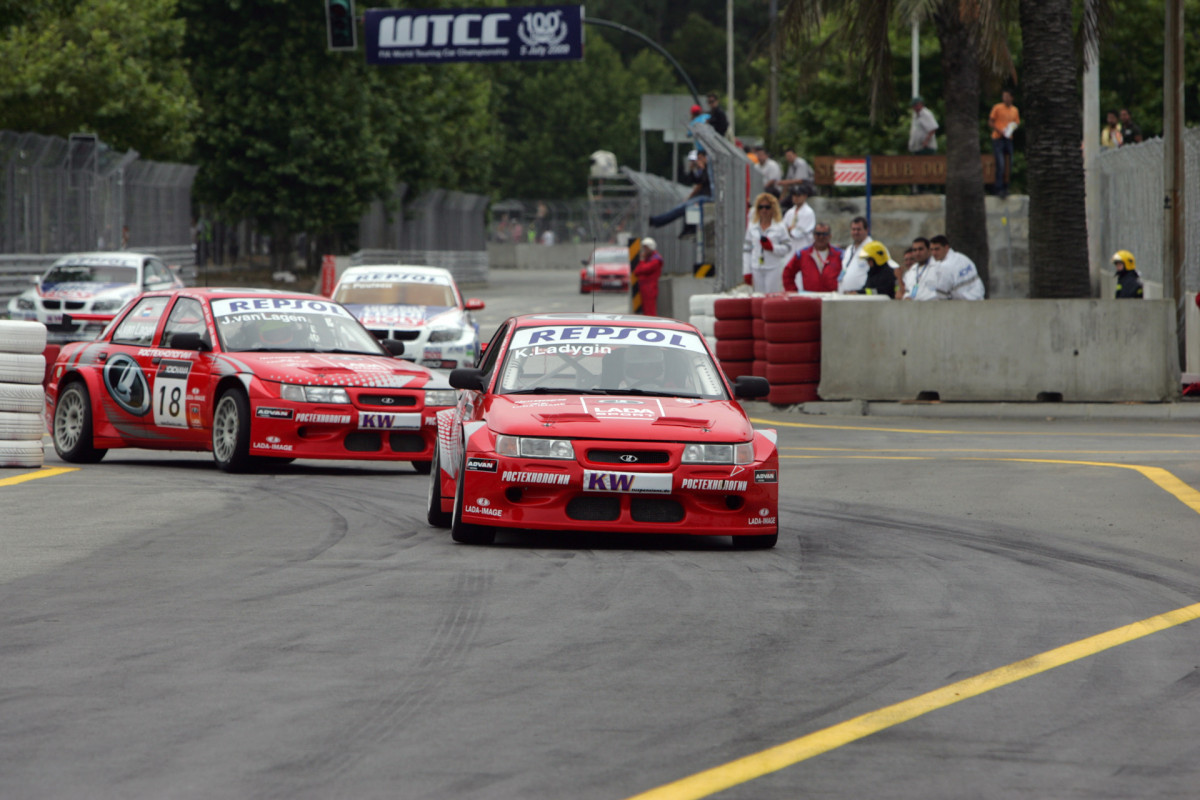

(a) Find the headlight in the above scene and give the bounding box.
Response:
[92,299,125,312]
[427,327,464,343]
[495,435,575,459]
[280,384,351,404]
[424,389,458,406]
[682,442,754,465]
[15,297,35,310]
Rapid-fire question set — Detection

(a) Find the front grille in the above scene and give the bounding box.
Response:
[66,301,85,310]
[389,433,424,453]
[359,393,416,407]
[588,450,670,465]
[391,330,421,341]
[631,498,684,523]
[345,432,382,452]
[566,496,620,521]
[42,300,61,310]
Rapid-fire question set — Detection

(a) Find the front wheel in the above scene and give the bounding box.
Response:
[732,533,777,550]
[212,389,253,472]
[425,446,451,528]
[53,381,107,463]
[451,465,494,545]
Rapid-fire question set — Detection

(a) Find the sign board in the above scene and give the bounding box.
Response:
[833,158,867,187]
[365,5,583,65]
[814,155,997,186]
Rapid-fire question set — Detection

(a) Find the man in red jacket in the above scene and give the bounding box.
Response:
[782,222,841,292]
[635,237,664,316]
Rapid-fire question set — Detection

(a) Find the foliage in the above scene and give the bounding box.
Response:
[0,0,198,160]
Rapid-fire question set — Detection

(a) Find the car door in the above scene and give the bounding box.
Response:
[99,294,172,441]
[148,296,216,444]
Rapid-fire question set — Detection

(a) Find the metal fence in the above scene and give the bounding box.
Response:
[1096,131,1200,294]
[619,168,690,276]
[693,123,764,291]
[487,198,593,245]
[0,131,196,255]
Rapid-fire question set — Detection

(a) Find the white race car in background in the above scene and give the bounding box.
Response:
[331,265,485,371]
[6,251,184,343]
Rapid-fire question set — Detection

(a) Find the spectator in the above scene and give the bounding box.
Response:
[1111,250,1144,299]
[924,234,985,300]
[896,246,916,297]
[743,193,793,292]
[777,148,815,199]
[908,96,939,155]
[854,242,897,297]
[635,238,665,315]
[688,104,711,152]
[782,183,816,252]
[706,92,729,136]
[1118,108,1143,145]
[837,216,878,293]
[755,146,783,195]
[783,222,841,292]
[1101,111,1123,149]
[648,150,711,237]
[988,89,1020,198]
[902,237,934,299]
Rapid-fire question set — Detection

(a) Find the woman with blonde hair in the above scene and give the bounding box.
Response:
[743,193,793,292]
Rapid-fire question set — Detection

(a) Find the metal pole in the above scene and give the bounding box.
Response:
[583,17,701,106]
[1083,0,1102,297]
[911,17,919,100]
[768,0,778,148]
[726,0,735,139]
[1164,0,1186,372]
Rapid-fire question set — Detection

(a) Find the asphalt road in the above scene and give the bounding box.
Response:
[1,271,1198,799]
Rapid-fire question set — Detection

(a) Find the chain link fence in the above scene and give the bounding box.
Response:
[693,123,763,291]
[1096,131,1200,294]
[358,186,490,285]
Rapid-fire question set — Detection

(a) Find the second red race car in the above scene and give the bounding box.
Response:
[428,313,779,547]
[45,288,458,472]
[579,246,632,293]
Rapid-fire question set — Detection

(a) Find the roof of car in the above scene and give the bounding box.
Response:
[510,313,696,332]
[338,264,454,279]
[52,251,153,267]
[140,287,322,301]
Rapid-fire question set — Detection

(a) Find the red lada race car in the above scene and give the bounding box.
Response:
[46,288,457,472]
[426,313,779,547]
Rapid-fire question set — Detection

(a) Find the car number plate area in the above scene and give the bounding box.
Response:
[583,470,671,494]
[45,313,63,325]
[357,411,421,430]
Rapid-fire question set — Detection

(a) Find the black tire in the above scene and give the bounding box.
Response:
[52,381,107,463]
[425,446,452,528]
[732,533,778,550]
[212,388,253,472]
[412,459,432,475]
[451,464,494,544]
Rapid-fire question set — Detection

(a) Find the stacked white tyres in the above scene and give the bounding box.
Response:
[687,293,719,350]
[0,321,48,468]
[762,295,822,405]
[713,296,755,380]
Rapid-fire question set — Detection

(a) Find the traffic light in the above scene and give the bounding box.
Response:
[326,0,357,51]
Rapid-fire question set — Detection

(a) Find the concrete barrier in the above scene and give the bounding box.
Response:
[819,299,1180,402]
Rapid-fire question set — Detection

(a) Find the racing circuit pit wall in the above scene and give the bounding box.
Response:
[818,299,1181,403]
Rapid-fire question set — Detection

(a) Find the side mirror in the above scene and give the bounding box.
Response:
[581,259,590,267]
[464,298,485,311]
[449,367,485,391]
[381,338,406,357]
[170,331,211,352]
[733,375,770,400]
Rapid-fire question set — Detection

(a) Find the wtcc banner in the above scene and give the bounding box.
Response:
[365,5,584,65]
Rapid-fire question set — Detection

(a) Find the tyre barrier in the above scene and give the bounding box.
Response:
[713,296,756,383]
[762,295,822,407]
[0,321,47,468]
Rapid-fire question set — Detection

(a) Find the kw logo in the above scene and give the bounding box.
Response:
[587,472,635,492]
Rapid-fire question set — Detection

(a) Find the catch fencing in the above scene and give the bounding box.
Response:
[1095,131,1200,294]
[358,186,490,284]
[619,169,690,275]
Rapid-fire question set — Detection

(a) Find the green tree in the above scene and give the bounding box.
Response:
[0,0,198,160]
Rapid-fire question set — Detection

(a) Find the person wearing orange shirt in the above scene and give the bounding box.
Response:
[989,90,1020,198]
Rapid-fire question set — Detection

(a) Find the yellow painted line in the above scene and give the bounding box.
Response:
[751,416,1200,438]
[626,602,1200,800]
[0,467,79,487]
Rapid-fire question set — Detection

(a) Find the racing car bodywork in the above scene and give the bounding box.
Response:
[45,288,457,472]
[428,313,778,547]
[331,265,484,371]
[5,252,183,343]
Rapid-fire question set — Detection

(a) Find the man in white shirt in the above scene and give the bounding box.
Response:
[908,97,939,154]
[837,216,874,293]
[782,183,816,252]
[755,145,783,194]
[919,234,986,300]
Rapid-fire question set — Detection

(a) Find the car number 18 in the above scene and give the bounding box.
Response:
[153,360,193,428]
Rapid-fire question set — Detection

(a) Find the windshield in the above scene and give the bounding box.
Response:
[333,275,457,308]
[43,264,137,284]
[497,325,727,399]
[210,296,385,354]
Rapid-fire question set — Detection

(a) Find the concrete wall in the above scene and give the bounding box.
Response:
[488,243,596,271]
[818,299,1181,402]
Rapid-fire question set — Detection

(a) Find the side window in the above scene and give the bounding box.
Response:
[144,259,170,287]
[161,298,209,349]
[477,323,508,374]
[112,296,170,346]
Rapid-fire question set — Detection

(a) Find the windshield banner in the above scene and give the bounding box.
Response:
[365,5,583,65]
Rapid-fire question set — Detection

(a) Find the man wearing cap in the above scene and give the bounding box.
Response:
[648,150,711,235]
[782,182,816,252]
[688,103,711,152]
[634,238,664,316]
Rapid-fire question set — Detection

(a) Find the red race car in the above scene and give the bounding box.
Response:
[427,313,779,547]
[46,288,458,472]
[579,246,632,293]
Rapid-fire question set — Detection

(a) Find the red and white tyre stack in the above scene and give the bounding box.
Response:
[713,296,755,381]
[761,295,822,406]
[0,321,48,468]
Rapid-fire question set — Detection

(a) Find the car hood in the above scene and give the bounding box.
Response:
[591,262,630,276]
[343,303,462,329]
[483,394,752,442]
[39,281,136,301]
[220,352,448,389]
